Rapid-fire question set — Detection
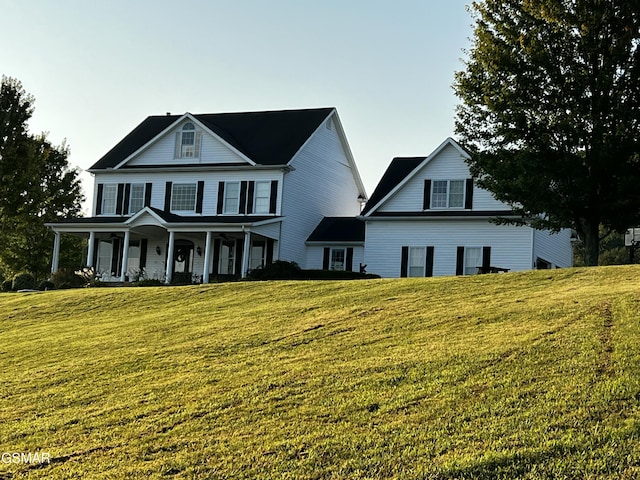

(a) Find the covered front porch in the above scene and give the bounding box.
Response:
[48,207,281,283]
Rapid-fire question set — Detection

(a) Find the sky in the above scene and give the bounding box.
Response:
[1,0,473,213]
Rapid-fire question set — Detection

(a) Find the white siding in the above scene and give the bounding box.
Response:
[125,125,248,167]
[92,170,282,217]
[364,219,534,278]
[533,229,574,268]
[379,144,507,213]
[305,245,365,272]
[280,113,363,267]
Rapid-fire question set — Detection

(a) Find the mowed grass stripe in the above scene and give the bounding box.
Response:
[1,267,640,478]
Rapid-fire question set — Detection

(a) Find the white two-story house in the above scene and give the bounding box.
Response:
[48,108,367,283]
[358,138,573,277]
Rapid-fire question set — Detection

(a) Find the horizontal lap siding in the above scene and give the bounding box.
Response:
[364,220,533,278]
[280,115,362,267]
[93,171,282,216]
[306,246,364,271]
[126,127,247,166]
[534,229,574,268]
[379,144,507,213]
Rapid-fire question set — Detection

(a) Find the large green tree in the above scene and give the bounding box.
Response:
[0,76,84,280]
[454,0,640,265]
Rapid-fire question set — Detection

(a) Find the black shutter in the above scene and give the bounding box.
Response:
[144,183,152,207]
[400,246,409,277]
[346,247,354,272]
[96,184,104,215]
[212,239,221,275]
[217,182,225,214]
[269,180,278,214]
[139,239,148,269]
[456,246,465,276]
[322,247,330,270]
[123,183,131,215]
[423,179,432,210]
[266,238,274,265]
[465,178,474,210]
[426,246,434,277]
[111,238,121,276]
[235,238,244,276]
[115,184,125,215]
[247,181,255,214]
[239,181,248,214]
[482,246,492,270]
[164,182,172,212]
[196,181,205,214]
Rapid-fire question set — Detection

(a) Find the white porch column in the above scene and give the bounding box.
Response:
[165,231,175,284]
[51,231,61,274]
[203,231,213,284]
[87,231,96,268]
[120,230,130,282]
[241,229,251,278]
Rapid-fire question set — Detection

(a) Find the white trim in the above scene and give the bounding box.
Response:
[363,137,470,217]
[112,113,257,169]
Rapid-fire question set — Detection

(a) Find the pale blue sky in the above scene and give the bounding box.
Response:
[1,0,472,212]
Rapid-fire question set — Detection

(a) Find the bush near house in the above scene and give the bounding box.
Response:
[11,272,36,291]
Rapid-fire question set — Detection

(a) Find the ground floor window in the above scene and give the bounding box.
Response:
[408,246,426,277]
[250,241,265,270]
[464,247,482,275]
[219,240,235,275]
[330,247,346,271]
[96,240,113,275]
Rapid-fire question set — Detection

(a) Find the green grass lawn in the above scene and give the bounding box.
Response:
[1,266,640,479]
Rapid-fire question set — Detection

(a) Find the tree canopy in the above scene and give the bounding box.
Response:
[454,0,640,265]
[0,76,84,280]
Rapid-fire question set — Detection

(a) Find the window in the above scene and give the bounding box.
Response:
[223,182,240,214]
[253,181,271,214]
[431,180,465,209]
[180,123,196,158]
[409,246,426,277]
[96,240,113,275]
[464,247,482,275]
[129,184,145,214]
[330,248,346,271]
[101,185,118,215]
[171,183,197,211]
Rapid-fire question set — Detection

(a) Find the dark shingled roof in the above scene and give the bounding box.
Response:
[361,157,425,215]
[90,107,335,170]
[307,217,365,243]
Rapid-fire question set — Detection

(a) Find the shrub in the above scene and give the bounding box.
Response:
[1,279,12,292]
[51,268,85,289]
[12,273,36,291]
[247,261,302,280]
[38,280,56,291]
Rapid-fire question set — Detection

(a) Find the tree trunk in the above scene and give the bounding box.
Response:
[581,221,600,266]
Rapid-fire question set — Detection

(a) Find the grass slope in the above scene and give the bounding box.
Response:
[1,267,640,479]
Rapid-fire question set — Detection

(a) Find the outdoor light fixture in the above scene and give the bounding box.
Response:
[156,246,161,255]
[196,246,202,256]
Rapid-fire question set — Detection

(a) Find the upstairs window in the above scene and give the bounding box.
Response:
[181,123,196,158]
[431,180,465,209]
[171,183,197,212]
[101,184,118,215]
[223,182,240,214]
[253,181,271,214]
[129,183,145,214]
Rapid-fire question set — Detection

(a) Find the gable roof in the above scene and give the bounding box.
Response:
[306,217,365,243]
[361,138,471,216]
[90,107,335,170]
[360,157,425,215]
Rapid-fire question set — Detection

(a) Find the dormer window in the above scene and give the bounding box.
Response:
[174,122,201,159]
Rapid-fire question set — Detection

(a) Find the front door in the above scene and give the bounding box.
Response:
[173,240,194,282]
